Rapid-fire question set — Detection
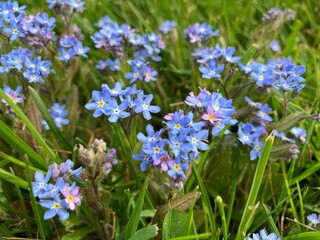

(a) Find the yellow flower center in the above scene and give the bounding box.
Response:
[98,101,105,107]
[134,73,139,78]
[153,146,160,153]
[243,135,249,141]
[67,195,74,202]
[208,115,214,121]
[173,164,180,171]
[174,123,180,129]
[53,202,60,209]
[142,104,148,110]
[254,145,260,150]
[13,29,19,34]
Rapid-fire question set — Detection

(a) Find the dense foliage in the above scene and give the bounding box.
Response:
[0,0,319,239]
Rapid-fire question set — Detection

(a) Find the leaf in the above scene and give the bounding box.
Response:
[283,232,320,240]
[236,131,275,239]
[124,176,149,240]
[152,192,201,224]
[162,209,188,240]
[0,87,59,163]
[240,44,259,65]
[0,168,29,189]
[0,120,46,169]
[62,227,95,240]
[128,224,159,240]
[29,86,72,151]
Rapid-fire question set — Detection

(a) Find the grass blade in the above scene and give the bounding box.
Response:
[124,175,149,240]
[29,86,73,150]
[0,87,59,163]
[236,131,275,239]
[0,120,47,169]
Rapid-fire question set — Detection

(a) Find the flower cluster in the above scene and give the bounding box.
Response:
[125,59,158,84]
[46,0,84,13]
[56,34,89,62]
[185,88,237,136]
[262,8,296,23]
[96,58,120,72]
[20,12,56,50]
[85,82,160,122]
[0,47,54,83]
[78,138,118,181]
[240,57,306,97]
[184,22,219,44]
[237,96,274,160]
[245,229,281,240]
[42,103,69,130]
[134,89,236,188]
[159,20,177,34]
[133,111,209,189]
[0,1,26,41]
[32,160,82,221]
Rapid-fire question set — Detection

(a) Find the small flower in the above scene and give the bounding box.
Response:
[61,182,82,211]
[40,195,69,221]
[199,60,225,79]
[32,170,52,197]
[290,127,306,142]
[307,213,320,228]
[134,94,160,120]
[2,85,25,105]
[159,20,177,34]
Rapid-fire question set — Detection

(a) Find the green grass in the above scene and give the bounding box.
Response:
[0,0,320,239]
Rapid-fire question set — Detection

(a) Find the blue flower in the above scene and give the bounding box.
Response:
[2,85,25,105]
[104,98,130,122]
[223,47,240,63]
[3,20,25,40]
[269,40,281,52]
[40,195,69,221]
[159,20,177,34]
[85,90,110,117]
[137,124,164,143]
[307,213,320,228]
[257,104,273,122]
[290,127,306,142]
[250,139,264,161]
[125,64,143,84]
[237,123,261,145]
[167,157,189,180]
[245,229,281,240]
[32,170,52,197]
[199,60,225,79]
[134,94,160,120]
[187,129,209,152]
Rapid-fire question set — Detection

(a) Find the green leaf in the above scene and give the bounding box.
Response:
[236,131,275,240]
[283,20,302,56]
[162,209,188,240]
[124,176,149,240]
[240,44,259,65]
[283,232,320,240]
[62,227,95,240]
[0,120,46,169]
[0,87,58,163]
[128,224,159,240]
[0,168,29,189]
[29,86,72,151]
